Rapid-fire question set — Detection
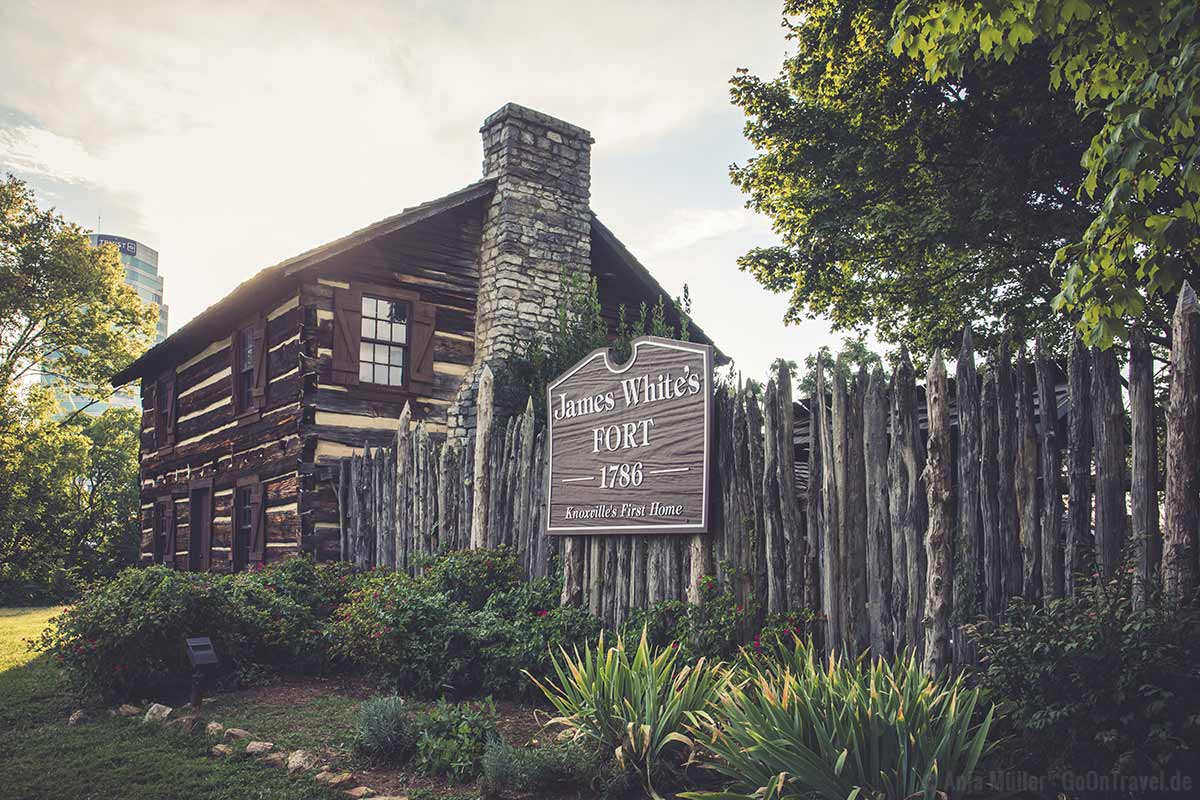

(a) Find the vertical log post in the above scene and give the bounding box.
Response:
[1015,350,1042,603]
[955,327,982,660]
[776,362,805,611]
[1092,347,1128,579]
[980,369,1003,618]
[922,350,953,676]
[863,366,893,659]
[890,347,926,657]
[1065,339,1094,597]
[1129,328,1160,608]
[1035,341,1064,602]
[1164,282,1200,604]
[761,377,787,614]
[470,365,494,550]
[995,342,1022,604]
[844,365,869,656]
[816,362,842,654]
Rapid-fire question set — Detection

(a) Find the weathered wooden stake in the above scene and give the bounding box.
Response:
[1092,347,1128,579]
[922,350,953,676]
[1129,328,1160,608]
[1015,350,1042,603]
[1065,338,1093,596]
[863,366,893,659]
[1164,282,1200,604]
[1035,341,1063,602]
[955,327,982,661]
[470,365,494,550]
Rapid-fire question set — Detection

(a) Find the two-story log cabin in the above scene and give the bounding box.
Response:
[112,103,718,572]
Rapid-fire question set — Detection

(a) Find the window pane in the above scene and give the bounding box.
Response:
[394,322,407,344]
[374,364,389,384]
[389,366,403,385]
[389,346,404,366]
[359,361,373,383]
[360,341,372,362]
[379,322,394,342]
[361,318,375,339]
[362,297,376,317]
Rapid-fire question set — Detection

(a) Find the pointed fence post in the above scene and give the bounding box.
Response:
[1015,350,1042,603]
[1129,328,1160,608]
[1092,346,1128,579]
[1065,338,1094,597]
[922,350,953,676]
[1164,282,1200,604]
[980,369,1004,618]
[863,366,893,659]
[816,361,842,654]
[955,327,982,660]
[1035,340,1063,602]
[470,365,494,550]
[995,342,1022,604]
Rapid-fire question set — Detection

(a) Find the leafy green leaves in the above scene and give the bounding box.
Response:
[892,0,1200,347]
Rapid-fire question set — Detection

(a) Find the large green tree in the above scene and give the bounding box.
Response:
[0,176,154,602]
[1,174,155,405]
[731,0,1100,353]
[892,0,1199,347]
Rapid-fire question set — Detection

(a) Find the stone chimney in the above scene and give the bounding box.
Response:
[447,104,595,439]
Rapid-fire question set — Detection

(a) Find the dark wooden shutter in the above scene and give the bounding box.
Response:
[249,480,265,564]
[250,319,267,411]
[230,329,243,413]
[332,286,363,386]
[163,374,177,446]
[162,498,176,567]
[410,300,437,388]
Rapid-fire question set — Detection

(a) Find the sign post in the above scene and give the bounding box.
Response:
[545,336,713,535]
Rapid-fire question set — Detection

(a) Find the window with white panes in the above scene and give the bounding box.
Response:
[359,295,409,386]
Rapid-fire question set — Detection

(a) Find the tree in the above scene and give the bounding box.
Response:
[0,177,153,602]
[797,338,884,397]
[892,0,1200,347]
[0,174,156,406]
[730,0,1099,354]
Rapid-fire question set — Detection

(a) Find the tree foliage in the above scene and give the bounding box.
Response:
[0,400,142,604]
[0,176,153,603]
[892,0,1200,347]
[731,0,1099,353]
[1,174,156,400]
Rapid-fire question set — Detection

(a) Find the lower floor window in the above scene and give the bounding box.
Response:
[234,485,253,571]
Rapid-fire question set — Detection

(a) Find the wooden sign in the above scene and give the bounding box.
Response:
[546,336,713,535]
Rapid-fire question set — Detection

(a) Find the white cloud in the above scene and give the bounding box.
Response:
[645,207,757,255]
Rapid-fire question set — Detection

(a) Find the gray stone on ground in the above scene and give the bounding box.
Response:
[260,752,288,768]
[205,722,224,737]
[245,741,274,755]
[68,709,87,726]
[344,788,375,799]
[167,715,201,735]
[114,704,142,717]
[287,749,320,774]
[143,703,172,723]
[223,727,252,740]
[210,744,234,758]
[315,771,354,787]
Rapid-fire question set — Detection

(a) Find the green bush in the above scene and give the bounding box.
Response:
[330,571,474,695]
[418,547,523,612]
[530,629,727,800]
[33,559,354,699]
[972,566,1200,787]
[411,698,499,781]
[684,638,997,800]
[354,695,416,765]
[622,575,755,661]
[481,739,611,797]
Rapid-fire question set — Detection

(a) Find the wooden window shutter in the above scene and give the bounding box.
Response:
[230,330,243,413]
[163,499,176,567]
[251,319,267,410]
[163,374,177,447]
[410,300,437,388]
[249,480,265,564]
[332,286,362,386]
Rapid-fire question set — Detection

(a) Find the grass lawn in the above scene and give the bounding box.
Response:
[0,606,342,800]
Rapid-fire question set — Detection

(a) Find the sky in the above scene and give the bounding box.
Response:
[0,0,849,381]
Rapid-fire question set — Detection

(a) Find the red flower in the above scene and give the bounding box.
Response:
[535,609,548,617]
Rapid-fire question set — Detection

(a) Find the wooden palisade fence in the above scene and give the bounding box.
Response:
[337,282,1200,666]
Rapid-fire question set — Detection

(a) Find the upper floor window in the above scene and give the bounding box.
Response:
[236,327,255,411]
[359,295,409,387]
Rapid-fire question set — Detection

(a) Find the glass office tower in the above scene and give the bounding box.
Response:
[42,234,169,416]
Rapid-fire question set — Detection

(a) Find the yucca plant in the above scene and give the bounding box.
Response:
[685,638,998,800]
[527,627,727,799]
